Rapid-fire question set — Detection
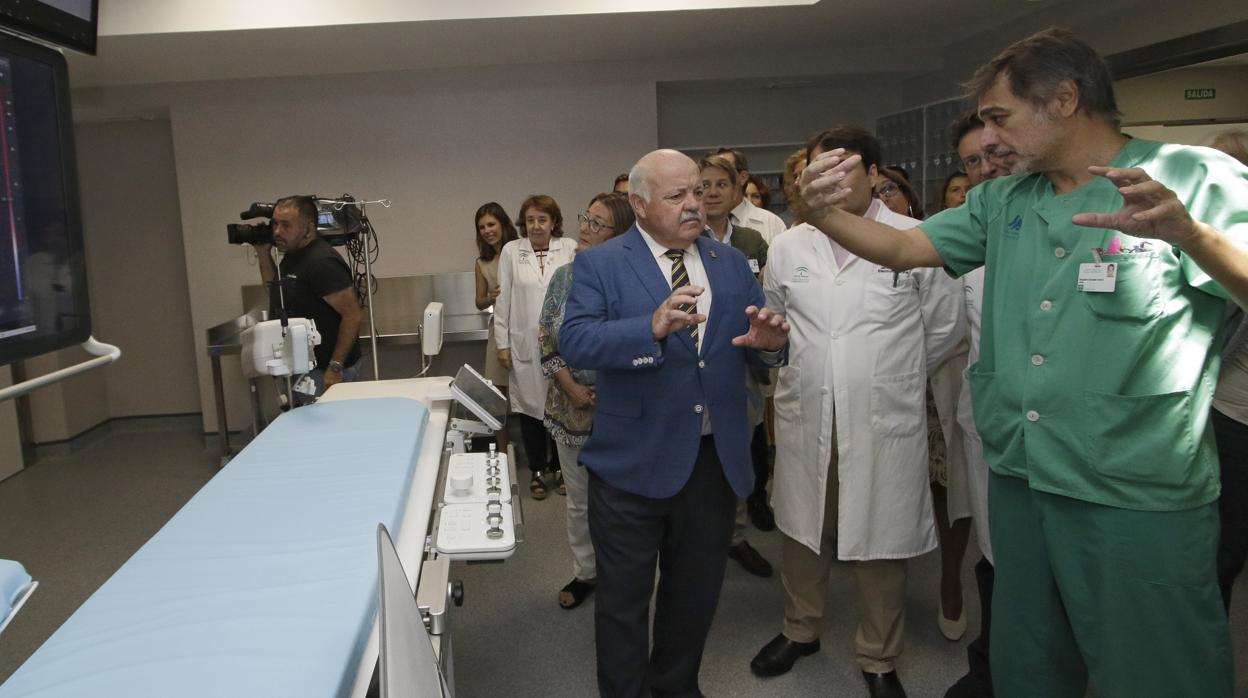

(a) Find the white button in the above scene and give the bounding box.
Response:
[694,404,704,414]
[1040,300,1053,311]
[1031,354,1044,366]
[835,279,845,286]
[1026,410,1040,422]
[830,333,839,340]
[632,359,639,366]
[698,360,706,368]
[1054,247,1066,258]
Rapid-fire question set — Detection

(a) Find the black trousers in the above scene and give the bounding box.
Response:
[1214,408,1248,610]
[749,422,769,501]
[589,435,737,698]
[516,413,559,474]
[969,557,996,693]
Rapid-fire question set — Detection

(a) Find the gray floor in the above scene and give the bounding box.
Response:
[1,416,1246,696]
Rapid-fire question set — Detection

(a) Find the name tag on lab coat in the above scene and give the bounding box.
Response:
[1077,263,1117,293]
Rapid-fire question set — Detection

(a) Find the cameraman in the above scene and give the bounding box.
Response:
[255,195,362,394]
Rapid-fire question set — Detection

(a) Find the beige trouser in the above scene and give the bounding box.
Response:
[556,441,595,581]
[780,441,907,673]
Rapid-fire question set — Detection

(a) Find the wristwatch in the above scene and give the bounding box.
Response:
[327,360,344,373]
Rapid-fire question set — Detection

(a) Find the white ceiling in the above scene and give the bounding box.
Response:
[64,0,1057,88]
[96,0,820,35]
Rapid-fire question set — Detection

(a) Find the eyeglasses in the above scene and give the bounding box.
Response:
[877,182,900,198]
[960,154,982,170]
[577,213,614,234]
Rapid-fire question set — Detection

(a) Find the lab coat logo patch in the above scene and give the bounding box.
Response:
[792,266,811,283]
[1004,215,1023,238]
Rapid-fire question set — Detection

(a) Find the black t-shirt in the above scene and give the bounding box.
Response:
[271,237,360,370]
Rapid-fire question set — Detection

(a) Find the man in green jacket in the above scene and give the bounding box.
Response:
[800,28,1248,697]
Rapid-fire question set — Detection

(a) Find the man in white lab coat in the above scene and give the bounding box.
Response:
[750,126,964,698]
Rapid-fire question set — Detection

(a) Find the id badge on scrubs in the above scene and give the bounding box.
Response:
[1077,263,1117,293]
[748,258,760,274]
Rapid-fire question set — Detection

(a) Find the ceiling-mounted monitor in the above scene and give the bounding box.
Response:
[0,28,91,365]
[0,1,98,56]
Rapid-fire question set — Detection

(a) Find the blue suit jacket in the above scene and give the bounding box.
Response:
[560,225,783,499]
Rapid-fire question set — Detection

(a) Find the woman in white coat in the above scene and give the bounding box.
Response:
[495,194,576,499]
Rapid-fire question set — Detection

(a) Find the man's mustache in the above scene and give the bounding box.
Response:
[985,144,1016,160]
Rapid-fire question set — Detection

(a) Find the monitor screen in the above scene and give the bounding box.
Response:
[0,32,89,365]
[0,0,98,56]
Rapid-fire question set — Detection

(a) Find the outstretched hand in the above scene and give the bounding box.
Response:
[800,148,860,215]
[731,306,789,351]
[1071,166,1198,246]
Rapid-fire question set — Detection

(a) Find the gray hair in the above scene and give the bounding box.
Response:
[1206,129,1248,167]
[628,163,651,203]
[965,27,1121,126]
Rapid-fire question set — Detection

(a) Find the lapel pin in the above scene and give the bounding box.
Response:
[709,250,717,259]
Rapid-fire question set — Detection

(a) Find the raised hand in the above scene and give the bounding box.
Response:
[801,148,860,215]
[652,285,707,341]
[731,305,790,351]
[1071,166,1198,246]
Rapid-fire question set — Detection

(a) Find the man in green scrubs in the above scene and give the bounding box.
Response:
[799,28,1248,697]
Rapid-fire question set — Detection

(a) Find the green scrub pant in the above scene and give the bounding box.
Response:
[988,472,1232,698]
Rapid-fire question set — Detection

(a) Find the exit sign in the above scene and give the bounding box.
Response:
[1185,88,1216,100]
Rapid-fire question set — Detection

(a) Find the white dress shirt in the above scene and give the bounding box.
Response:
[638,224,714,434]
[731,198,786,244]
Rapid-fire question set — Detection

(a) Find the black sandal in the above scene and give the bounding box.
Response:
[530,472,548,500]
[554,470,566,496]
[559,578,595,609]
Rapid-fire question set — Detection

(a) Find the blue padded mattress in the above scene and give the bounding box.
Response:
[0,397,428,697]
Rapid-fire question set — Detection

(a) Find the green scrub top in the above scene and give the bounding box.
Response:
[922,137,1248,511]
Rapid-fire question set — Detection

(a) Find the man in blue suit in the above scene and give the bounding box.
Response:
[561,149,790,697]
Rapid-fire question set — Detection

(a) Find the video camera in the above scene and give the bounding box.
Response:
[226,194,366,247]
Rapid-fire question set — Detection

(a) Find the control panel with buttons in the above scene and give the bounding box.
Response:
[435,444,518,560]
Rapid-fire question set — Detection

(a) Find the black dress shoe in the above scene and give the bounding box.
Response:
[728,540,773,577]
[749,634,820,677]
[862,670,907,698]
[747,495,776,531]
[944,670,993,698]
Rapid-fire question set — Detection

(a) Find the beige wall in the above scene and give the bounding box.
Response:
[75,63,660,433]
[1117,66,1248,125]
[15,118,198,446]
[658,75,906,163]
[900,1,1248,108]
[23,346,109,443]
[75,119,201,418]
[0,367,21,480]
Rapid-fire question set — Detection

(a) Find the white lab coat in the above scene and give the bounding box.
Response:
[930,342,973,523]
[494,236,575,419]
[764,201,965,559]
[957,266,993,563]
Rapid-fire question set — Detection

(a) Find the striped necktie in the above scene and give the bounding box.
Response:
[664,248,699,344]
